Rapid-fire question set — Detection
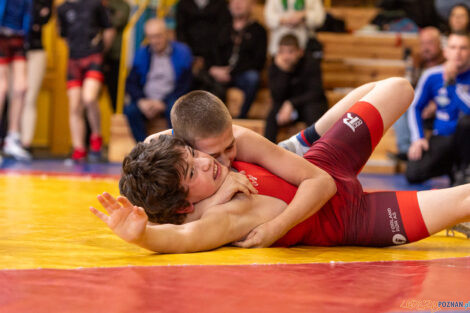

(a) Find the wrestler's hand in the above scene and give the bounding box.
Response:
[90,192,148,244]
[277,100,294,125]
[408,138,429,161]
[196,171,258,209]
[232,221,283,248]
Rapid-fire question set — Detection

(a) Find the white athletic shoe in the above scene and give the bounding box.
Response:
[278,133,310,156]
[3,134,32,161]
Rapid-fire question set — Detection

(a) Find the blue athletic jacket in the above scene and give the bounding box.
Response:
[0,0,31,35]
[126,41,193,104]
[408,65,470,142]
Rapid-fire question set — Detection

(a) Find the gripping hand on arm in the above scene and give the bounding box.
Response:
[196,171,258,209]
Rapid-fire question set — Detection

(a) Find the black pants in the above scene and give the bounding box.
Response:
[264,102,323,143]
[406,115,470,183]
[405,134,455,183]
[103,57,120,112]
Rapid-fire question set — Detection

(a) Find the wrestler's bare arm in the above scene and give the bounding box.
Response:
[143,194,287,253]
[92,192,287,253]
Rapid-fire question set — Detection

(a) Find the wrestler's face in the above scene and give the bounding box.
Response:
[180,146,229,204]
[193,126,237,167]
[445,34,470,70]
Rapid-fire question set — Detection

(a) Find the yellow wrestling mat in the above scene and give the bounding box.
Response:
[1,174,469,270]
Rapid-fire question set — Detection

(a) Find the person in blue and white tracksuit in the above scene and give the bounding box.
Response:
[407,31,470,185]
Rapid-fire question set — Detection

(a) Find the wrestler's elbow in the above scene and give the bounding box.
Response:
[318,171,337,197]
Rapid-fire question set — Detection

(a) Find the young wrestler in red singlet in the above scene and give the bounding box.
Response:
[233,101,428,247]
[91,78,470,254]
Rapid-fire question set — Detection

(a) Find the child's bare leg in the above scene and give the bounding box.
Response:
[359,77,414,133]
[3,60,31,160]
[8,59,27,134]
[0,64,8,117]
[315,82,376,136]
[82,78,101,135]
[280,78,413,154]
[417,183,470,235]
[68,87,85,150]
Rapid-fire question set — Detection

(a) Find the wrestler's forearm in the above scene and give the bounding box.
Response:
[267,172,336,238]
[137,209,237,254]
[135,224,191,253]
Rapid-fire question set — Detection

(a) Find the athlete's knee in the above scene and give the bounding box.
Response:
[12,82,27,98]
[82,93,99,107]
[384,77,414,102]
[68,101,84,116]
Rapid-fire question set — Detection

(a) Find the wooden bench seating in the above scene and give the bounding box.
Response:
[322,58,405,89]
[318,32,419,61]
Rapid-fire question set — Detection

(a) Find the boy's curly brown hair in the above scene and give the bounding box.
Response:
[119,135,190,224]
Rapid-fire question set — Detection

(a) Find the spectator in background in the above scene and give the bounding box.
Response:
[448,3,470,33]
[412,27,446,85]
[125,19,192,142]
[205,0,267,118]
[406,32,470,185]
[57,0,114,162]
[103,0,130,112]
[264,0,325,56]
[21,0,52,154]
[0,0,32,161]
[441,4,470,48]
[176,0,231,97]
[265,34,327,142]
[391,27,445,161]
[436,0,470,25]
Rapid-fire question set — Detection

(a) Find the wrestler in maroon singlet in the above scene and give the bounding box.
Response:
[233,101,429,247]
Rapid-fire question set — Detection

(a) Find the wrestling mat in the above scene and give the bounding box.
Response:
[0,161,468,313]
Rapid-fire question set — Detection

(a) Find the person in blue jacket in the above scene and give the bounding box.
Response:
[125,18,193,142]
[407,31,470,185]
[0,0,32,161]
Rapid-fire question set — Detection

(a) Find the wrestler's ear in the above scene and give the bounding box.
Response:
[176,203,194,214]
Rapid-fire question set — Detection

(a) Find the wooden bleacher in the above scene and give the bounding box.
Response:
[110,5,414,173]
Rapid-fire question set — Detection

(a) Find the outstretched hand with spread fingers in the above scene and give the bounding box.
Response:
[90,192,148,244]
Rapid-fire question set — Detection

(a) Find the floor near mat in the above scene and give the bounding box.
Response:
[0,159,468,313]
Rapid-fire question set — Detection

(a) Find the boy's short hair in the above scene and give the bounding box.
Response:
[170,90,232,146]
[279,33,300,49]
[119,135,189,224]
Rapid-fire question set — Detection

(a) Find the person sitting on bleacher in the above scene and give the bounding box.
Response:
[406,31,470,185]
[124,19,192,143]
[264,0,325,56]
[264,34,326,143]
[205,0,267,118]
[391,26,446,162]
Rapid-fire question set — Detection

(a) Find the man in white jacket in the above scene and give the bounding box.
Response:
[264,0,325,55]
